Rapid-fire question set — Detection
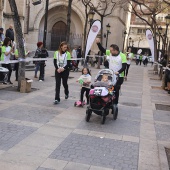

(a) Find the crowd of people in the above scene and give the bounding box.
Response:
[0,25,169,104]
[0,25,50,84]
[53,39,127,107]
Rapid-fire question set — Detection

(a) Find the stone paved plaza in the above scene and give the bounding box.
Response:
[0,59,170,170]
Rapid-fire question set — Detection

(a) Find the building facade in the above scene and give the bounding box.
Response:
[129,3,170,52]
[0,0,130,53]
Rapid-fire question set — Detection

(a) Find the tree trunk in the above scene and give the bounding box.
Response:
[153,20,158,73]
[100,16,104,46]
[8,0,25,91]
[97,16,103,69]
[66,0,73,43]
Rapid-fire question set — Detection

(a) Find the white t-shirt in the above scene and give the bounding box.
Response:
[136,55,139,60]
[72,49,77,59]
[78,74,91,88]
[127,53,133,65]
[143,55,147,61]
[109,55,122,73]
[56,52,68,68]
[4,46,11,63]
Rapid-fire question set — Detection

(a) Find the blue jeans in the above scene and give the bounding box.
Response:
[35,63,40,77]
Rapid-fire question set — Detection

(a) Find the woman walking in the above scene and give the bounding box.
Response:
[124,48,133,81]
[54,42,71,104]
[1,37,13,84]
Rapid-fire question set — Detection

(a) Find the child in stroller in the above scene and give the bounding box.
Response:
[86,69,118,124]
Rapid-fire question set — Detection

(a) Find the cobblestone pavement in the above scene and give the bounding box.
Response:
[0,60,170,170]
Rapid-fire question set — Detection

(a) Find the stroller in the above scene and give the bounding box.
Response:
[86,69,118,124]
[0,67,9,84]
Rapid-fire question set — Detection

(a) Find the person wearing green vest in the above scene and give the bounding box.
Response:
[139,54,143,65]
[96,38,127,106]
[14,48,30,81]
[53,41,71,104]
[1,37,14,84]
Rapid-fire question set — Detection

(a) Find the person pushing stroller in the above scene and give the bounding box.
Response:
[96,38,127,106]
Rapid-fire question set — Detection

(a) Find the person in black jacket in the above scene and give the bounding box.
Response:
[35,42,48,81]
[5,25,14,42]
[77,46,82,67]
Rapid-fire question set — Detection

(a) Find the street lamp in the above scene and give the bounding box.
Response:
[32,0,42,5]
[88,9,95,26]
[157,26,163,53]
[122,30,127,51]
[138,37,142,48]
[129,37,132,47]
[132,40,134,47]
[165,14,170,25]
[105,23,111,48]
[32,0,49,48]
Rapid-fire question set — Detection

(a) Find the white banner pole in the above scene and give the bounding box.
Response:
[85,20,101,59]
[146,29,155,62]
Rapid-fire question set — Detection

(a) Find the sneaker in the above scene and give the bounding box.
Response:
[54,100,60,104]
[8,81,13,84]
[34,76,38,78]
[65,94,69,99]
[39,80,43,82]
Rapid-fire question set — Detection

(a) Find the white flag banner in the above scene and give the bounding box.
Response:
[146,29,155,62]
[85,20,101,58]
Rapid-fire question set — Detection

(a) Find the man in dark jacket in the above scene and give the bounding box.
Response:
[76,46,82,67]
[5,25,14,42]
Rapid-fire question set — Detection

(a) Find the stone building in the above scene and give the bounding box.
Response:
[0,0,130,53]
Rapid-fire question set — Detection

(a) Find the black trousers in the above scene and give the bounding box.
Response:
[80,87,90,103]
[14,63,19,81]
[114,77,124,104]
[136,59,139,65]
[125,64,130,77]
[139,60,142,65]
[77,58,81,66]
[2,64,12,82]
[165,70,170,87]
[39,63,45,80]
[55,69,69,101]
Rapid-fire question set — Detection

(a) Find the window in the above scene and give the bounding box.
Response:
[137,29,145,34]
[137,29,143,34]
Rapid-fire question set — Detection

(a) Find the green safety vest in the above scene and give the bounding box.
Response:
[54,51,71,60]
[15,49,27,58]
[0,46,6,61]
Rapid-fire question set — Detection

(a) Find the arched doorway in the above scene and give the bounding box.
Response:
[51,21,67,50]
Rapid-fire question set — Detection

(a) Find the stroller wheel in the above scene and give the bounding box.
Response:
[101,110,106,124]
[86,108,91,122]
[74,102,76,107]
[112,105,118,120]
